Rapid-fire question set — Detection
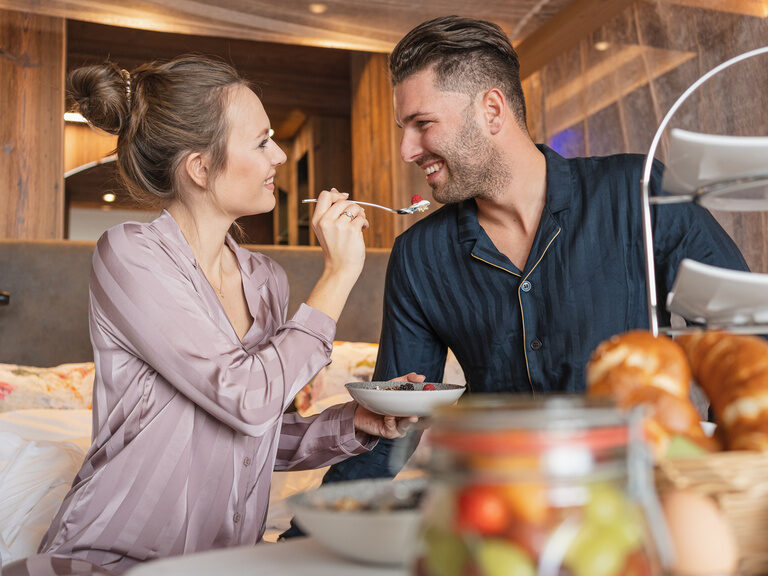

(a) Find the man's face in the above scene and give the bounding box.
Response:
[394,68,505,204]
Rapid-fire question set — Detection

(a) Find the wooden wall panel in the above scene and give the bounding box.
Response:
[0,9,65,239]
[350,52,396,249]
[350,52,435,248]
[272,137,292,245]
[290,119,312,246]
[713,211,768,275]
[66,20,351,141]
[274,115,352,246]
[64,123,116,173]
[516,0,637,79]
[311,116,352,196]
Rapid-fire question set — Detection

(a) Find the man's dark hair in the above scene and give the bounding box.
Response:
[389,15,527,129]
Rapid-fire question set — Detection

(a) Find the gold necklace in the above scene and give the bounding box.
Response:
[216,257,224,299]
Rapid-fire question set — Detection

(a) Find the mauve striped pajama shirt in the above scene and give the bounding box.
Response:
[5,211,376,575]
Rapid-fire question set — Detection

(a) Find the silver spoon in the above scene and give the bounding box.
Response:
[301,198,430,214]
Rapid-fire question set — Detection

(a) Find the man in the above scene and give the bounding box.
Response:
[281,15,747,537]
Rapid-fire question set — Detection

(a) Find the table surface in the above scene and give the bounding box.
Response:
[125,538,406,576]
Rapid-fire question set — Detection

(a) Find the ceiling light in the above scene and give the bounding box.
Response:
[103,193,116,203]
[269,128,275,138]
[64,112,88,123]
[594,41,611,51]
[308,3,327,14]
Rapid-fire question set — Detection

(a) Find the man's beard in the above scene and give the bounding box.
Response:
[429,113,509,204]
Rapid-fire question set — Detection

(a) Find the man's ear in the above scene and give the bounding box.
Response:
[481,88,506,135]
[184,152,209,189]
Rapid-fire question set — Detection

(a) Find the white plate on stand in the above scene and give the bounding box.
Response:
[661,129,768,211]
[666,258,768,325]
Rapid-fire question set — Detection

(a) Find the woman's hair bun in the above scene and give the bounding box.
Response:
[67,62,130,135]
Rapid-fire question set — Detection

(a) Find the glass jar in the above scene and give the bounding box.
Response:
[413,396,666,576]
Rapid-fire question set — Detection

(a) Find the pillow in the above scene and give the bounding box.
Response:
[0,363,95,413]
[295,341,466,416]
[0,409,93,564]
[295,341,378,415]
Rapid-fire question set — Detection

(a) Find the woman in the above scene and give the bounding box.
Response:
[14,56,415,574]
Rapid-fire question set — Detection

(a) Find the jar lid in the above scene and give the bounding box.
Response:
[429,395,631,454]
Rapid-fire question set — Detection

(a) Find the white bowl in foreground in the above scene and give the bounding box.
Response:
[346,381,466,417]
[288,477,427,566]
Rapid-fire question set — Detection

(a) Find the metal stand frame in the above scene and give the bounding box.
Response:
[640,46,768,337]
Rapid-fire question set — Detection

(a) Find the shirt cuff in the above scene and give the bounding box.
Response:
[290,303,337,345]
[337,401,378,455]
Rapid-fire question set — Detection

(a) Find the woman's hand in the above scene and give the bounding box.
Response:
[354,404,418,439]
[305,189,370,321]
[311,189,369,281]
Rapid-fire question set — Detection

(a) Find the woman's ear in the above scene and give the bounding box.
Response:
[482,88,506,135]
[184,152,209,189]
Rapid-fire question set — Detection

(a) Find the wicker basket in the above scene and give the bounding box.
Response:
[656,451,768,576]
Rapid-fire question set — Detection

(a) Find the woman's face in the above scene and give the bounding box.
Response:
[212,84,287,218]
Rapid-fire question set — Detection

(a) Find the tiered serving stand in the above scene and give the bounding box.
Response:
[640,45,768,575]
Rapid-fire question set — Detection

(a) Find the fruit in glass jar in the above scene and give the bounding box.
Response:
[498,482,549,525]
[622,549,654,576]
[585,483,644,551]
[585,483,632,526]
[613,510,644,552]
[456,485,510,535]
[504,519,549,558]
[564,523,631,576]
[475,539,536,576]
[423,527,469,576]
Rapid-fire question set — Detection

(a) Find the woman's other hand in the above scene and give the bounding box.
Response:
[354,404,418,439]
[388,372,426,384]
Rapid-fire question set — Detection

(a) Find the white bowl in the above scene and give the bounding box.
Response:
[288,477,426,566]
[346,381,466,417]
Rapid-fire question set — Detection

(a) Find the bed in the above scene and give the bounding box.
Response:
[0,239,464,566]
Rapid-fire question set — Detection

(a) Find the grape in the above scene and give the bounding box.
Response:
[585,484,644,553]
[475,539,536,576]
[613,508,645,552]
[424,527,469,576]
[564,524,630,576]
[585,484,630,526]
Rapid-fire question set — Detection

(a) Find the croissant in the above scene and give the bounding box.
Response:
[677,332,768,451]
[587,330,718,458]
[587,331,691,400]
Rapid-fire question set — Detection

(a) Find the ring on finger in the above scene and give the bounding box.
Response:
[341,210,356,219]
